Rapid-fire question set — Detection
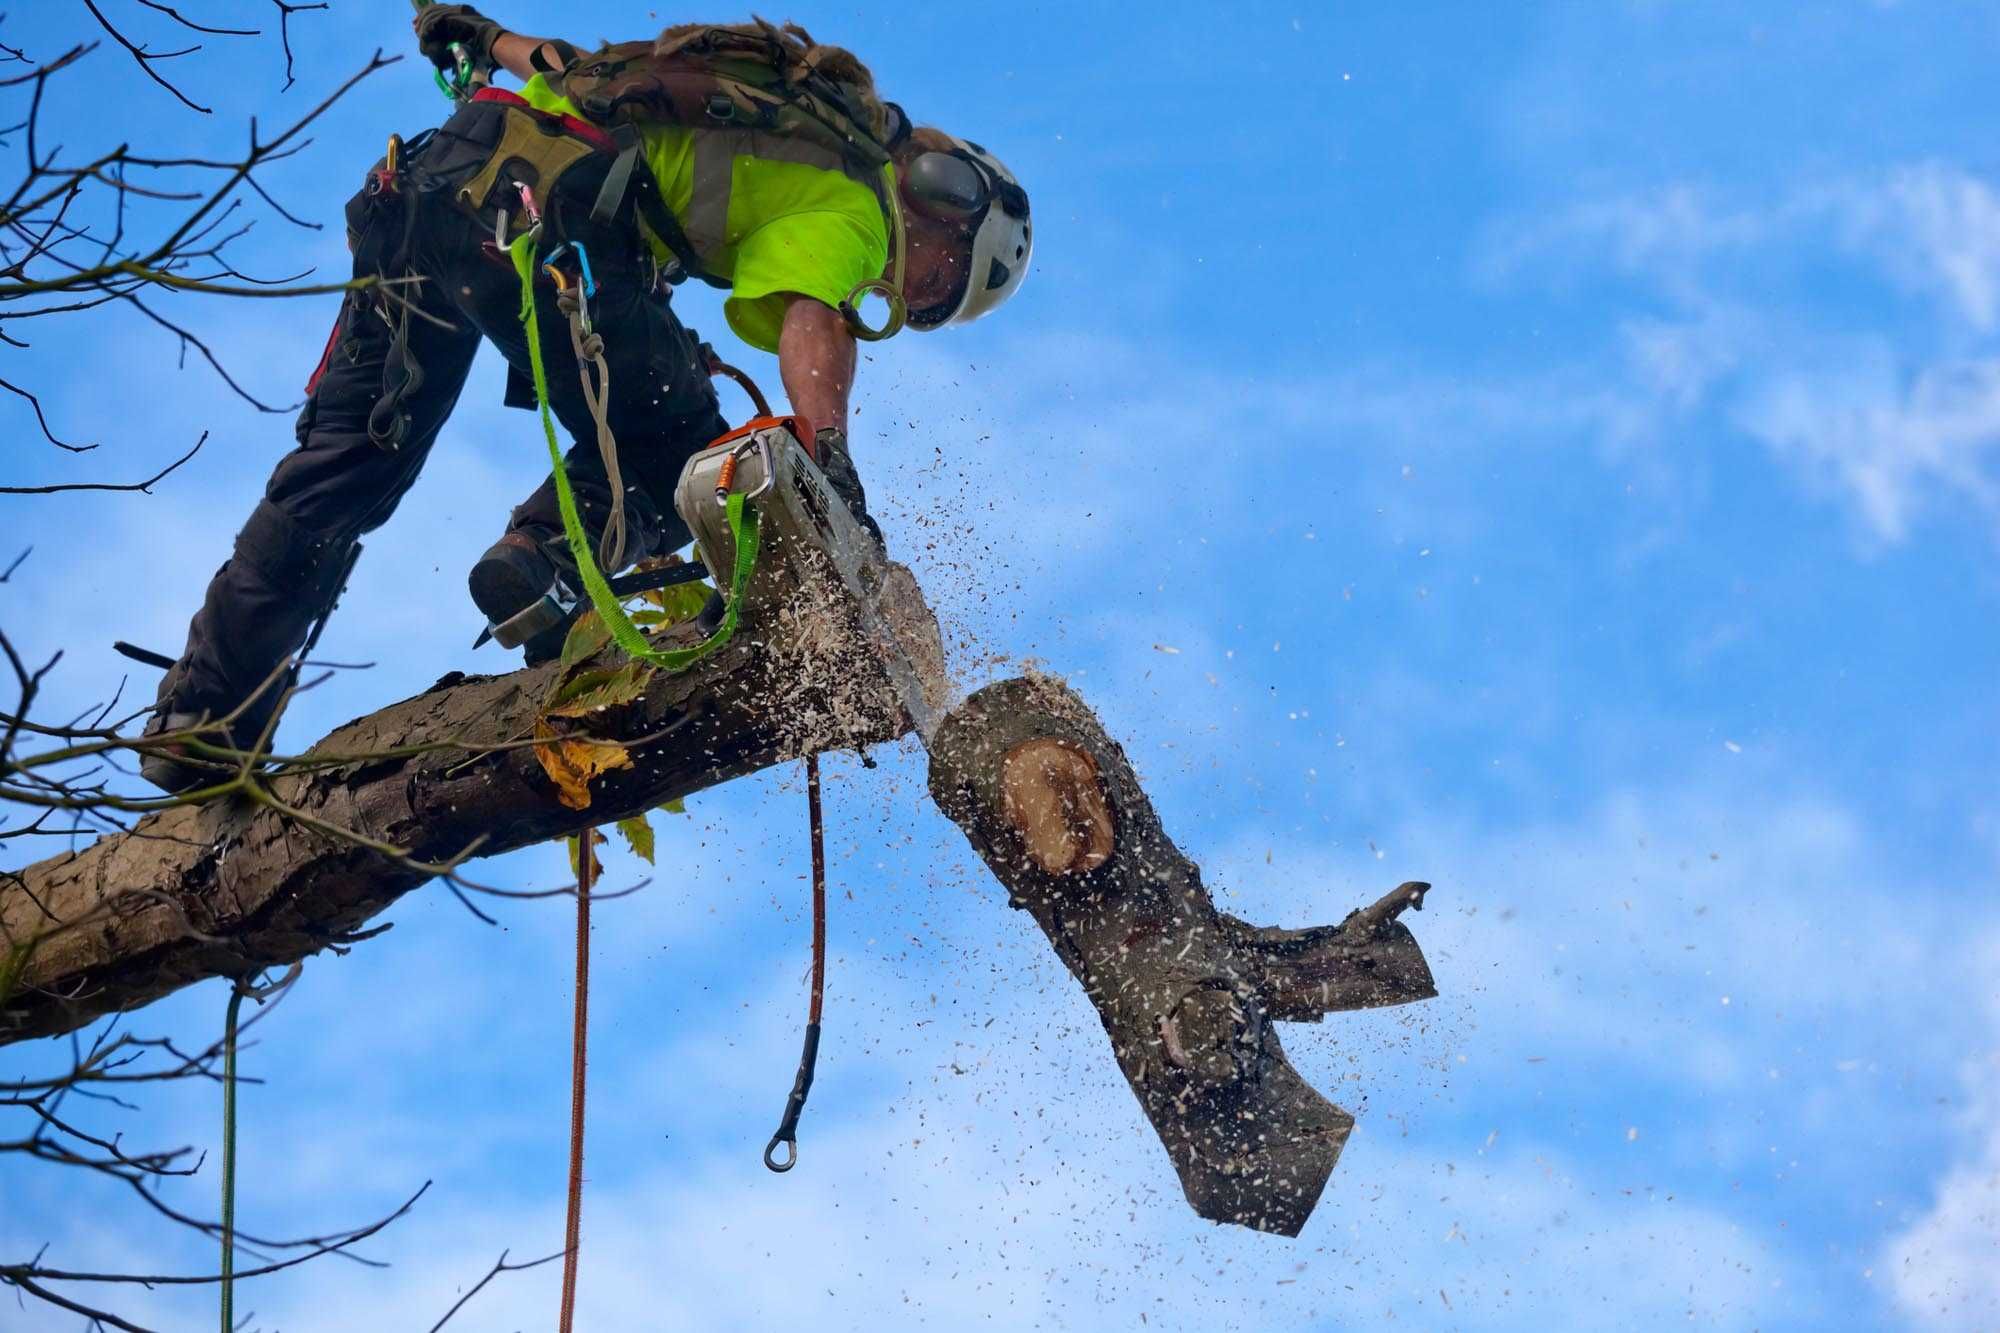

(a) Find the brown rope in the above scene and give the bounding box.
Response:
[558,832,594,1333]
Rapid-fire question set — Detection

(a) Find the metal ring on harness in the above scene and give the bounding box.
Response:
[838,277,906,342]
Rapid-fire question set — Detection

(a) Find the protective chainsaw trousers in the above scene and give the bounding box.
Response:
[156,96,729,730]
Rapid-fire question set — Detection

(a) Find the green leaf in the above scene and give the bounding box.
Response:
[615,813,656,864]
[558,610,612,672]
[649,580,712,627]
[548,660,655,716]
[659,797,686,815]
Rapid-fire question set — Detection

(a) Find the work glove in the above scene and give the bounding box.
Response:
[814,427,885,550]
[413,4,502,73]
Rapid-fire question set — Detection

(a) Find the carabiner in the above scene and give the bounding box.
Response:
[570,242,596,300]
[542,241,596,300]
[515,181,542,228]
[433,41,475,100]
[714,432,776,509]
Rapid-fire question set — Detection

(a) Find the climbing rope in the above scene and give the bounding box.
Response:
[219,984,246,1333]
[558,832,595,1333]
[547,243,628,572]
[764,753,828,1171]
[217,964,299,1333]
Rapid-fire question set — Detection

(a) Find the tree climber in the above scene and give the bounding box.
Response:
[139,9,1032,793]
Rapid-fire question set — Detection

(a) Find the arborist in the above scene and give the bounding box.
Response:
[139,8,1032,793]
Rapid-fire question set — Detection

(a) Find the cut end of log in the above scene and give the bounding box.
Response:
[999,738,1114,875]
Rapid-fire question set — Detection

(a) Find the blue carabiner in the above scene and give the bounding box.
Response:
[543,242,597,300]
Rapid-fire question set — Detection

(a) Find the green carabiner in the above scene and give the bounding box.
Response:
[433,41,474,100]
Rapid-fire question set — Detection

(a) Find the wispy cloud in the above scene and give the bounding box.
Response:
[1479,163,2000,545]
[1883,928,2000,1330]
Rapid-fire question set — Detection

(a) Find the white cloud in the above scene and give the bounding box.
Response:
[1850,165,2000,333]
[1739,355,2000,543]
[1478,163,2000,545]
[1482,164,2000,332]
[1884,928,2000,1331]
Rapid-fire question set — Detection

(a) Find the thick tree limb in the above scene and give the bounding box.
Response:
[1,568,913,1045]
[927,676,1436,1236]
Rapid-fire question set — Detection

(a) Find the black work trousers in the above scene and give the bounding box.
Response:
[158,100,728,729]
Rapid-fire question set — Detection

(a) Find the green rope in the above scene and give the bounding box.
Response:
[219,983,246,1333]
[509,232,762,671]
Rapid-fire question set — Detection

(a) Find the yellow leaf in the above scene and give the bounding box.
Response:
[534,719,633,811]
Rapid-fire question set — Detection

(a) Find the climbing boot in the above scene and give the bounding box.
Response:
[138,709,225,795]
[469,531,573,665]
[136,694,284,796]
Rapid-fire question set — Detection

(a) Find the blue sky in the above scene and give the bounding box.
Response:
[3,1,1997,1329]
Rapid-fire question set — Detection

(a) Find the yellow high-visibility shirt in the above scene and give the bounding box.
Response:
[518,75,888,354]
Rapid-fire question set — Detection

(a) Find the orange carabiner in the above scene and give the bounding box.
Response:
[713,452,740,507]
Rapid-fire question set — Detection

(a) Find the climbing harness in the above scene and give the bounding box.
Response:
[765,751,828,1171]
[483,24,921,338]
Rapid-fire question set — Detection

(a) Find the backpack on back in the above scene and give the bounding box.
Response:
[549,20,908,183]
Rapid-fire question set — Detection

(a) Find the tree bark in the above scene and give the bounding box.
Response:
[1,582,912,1045]
[927,675,1436,1236]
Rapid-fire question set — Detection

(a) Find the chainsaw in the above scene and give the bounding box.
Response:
[672,414,950,743]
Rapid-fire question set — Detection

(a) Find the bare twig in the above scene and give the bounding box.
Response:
[0,432,205,495]
[429,1250,569,1332]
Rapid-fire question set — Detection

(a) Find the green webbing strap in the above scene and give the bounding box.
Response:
[510,233,761,670]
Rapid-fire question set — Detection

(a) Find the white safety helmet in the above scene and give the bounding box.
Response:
[897,133,1032,330]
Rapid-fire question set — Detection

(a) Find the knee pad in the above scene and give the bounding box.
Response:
[235,498,348,596]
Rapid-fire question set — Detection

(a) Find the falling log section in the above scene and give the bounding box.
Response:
[928,676,1437,1236]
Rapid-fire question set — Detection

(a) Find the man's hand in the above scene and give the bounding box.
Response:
[413,3,503,73]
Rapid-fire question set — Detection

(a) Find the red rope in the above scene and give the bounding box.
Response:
[558,833,594,1333]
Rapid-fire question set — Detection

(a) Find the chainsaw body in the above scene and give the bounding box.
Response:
[674,418,949,742]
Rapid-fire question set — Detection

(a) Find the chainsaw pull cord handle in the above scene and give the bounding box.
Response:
[765,751,827,1173]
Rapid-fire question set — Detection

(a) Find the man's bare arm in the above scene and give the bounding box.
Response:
[778,296,858,438]
[412,8,568,84]
[488,30,570,82]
